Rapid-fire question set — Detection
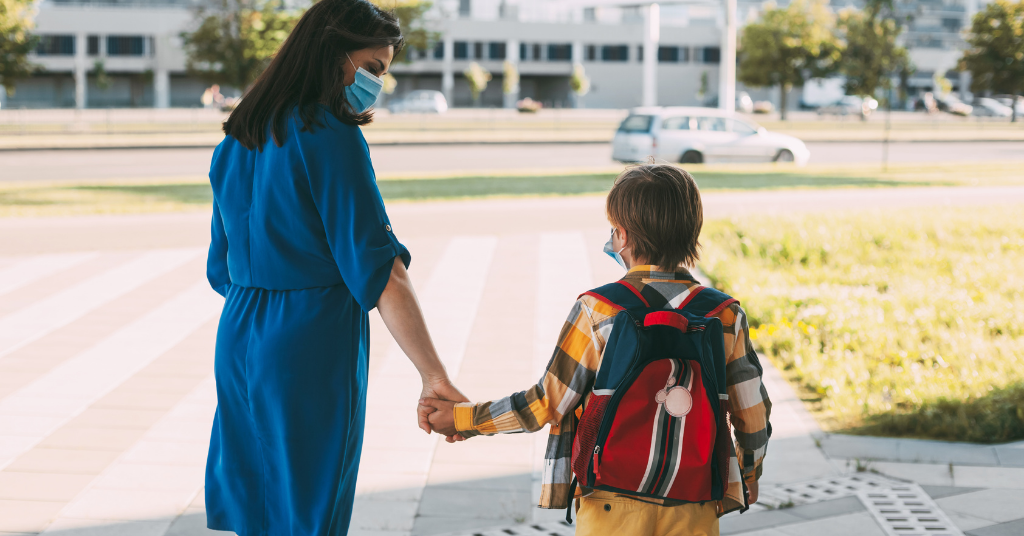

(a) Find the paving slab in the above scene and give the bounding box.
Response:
[899,440,999,466]
[966,519,1024,536]
[936,489,1024,524]
[993,447,1024,467]
[870,461,956,487]
[720,510,806,535]
[774,512,886,536]
[784,496,864,521]
[42,517,171,536]
[920,485,985,500]
[0,499,67,533]
[164,509,220,536]
[952,465,1024,490]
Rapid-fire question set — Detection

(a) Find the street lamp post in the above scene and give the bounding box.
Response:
[719,0,736,113]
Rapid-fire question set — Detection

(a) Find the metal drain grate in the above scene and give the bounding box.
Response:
[441,521,576,536]
[858,483,964,536]
[758,473,900,509]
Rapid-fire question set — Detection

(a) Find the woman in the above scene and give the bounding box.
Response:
[204,1,465,534]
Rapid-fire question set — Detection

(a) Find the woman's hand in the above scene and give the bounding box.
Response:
[418,378,468,440]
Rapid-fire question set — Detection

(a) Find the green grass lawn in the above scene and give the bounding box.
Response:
[2,161,1021,217]
[700,206,1024,443]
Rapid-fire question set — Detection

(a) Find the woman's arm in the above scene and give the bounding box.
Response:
[376,258,469,434]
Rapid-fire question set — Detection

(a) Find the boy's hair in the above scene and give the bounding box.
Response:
[606,164,702,269]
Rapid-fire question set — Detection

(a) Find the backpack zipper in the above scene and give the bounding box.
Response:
[592,446,601,479]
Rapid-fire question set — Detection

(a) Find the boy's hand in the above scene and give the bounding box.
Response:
[419,397,464,442]
[746,480,758,504]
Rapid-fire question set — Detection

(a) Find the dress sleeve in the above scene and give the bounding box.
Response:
[296,119,410,312]
[207,197,231,297]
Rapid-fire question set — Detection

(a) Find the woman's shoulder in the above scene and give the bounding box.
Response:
[288,104,366,149]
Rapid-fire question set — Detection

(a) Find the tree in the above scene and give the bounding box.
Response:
[837,0,910,106]
[372,0,438,64]
[464,61,490,106]
[738,0,841,120]
[960,0,1024,122]
[569,62,590,108]
[182,0,301,94]
[0,0,37,97]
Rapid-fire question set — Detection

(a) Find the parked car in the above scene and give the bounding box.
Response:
[817,95,878,117]
[611,107,810,165]
[934,94,973,116]
[972,98,1013,118]
[387,90,448,114]
[992,94,1024,116]
[701,91,755,113]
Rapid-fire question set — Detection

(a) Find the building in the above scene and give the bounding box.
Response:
[0,0,988,110]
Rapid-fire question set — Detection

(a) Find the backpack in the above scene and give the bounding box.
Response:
[567,281,739,521]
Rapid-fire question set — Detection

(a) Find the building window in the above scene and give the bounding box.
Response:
[548,43,571,62]
[583,7,596,21]
[637,45,643,61]
[488,42,506,60]
[585,45,596,61]
[433,41,445,59]
[680,47,690,62]
[941,18,961,32]
[454,41,469,59]
[658,46,679,62]
[458,0,471,17]
[36,35,75,56]
[87,35,99,56]
[601,45,629,62]
[702,46,721,64]
[473,42,483,59]
[520,43,528,60]
[532,43,542,60]
[107,35,145,56]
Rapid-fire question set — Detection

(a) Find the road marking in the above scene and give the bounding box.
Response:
[42,376,216,531]
[0,252,99,297]
[0,281,223,470]
[354,236,497,533]
[533,232,591,521]
[0,249,203,359]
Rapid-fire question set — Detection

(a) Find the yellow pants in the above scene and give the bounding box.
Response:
[575,490,719,536]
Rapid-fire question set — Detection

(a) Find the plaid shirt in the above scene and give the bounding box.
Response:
[454,266,771,513]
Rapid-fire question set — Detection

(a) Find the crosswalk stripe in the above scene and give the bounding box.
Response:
[532,232,592,520]
[0,252,99,297]
[0,249,204,359]
[0,281,223,471]
[42,376,216,531]
[354,236,497,533]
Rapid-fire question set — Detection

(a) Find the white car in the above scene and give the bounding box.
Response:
[973,97,1013,118]
[612,107,810,165]
[387,90,448,114]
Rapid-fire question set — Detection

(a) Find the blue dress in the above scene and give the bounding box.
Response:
[204,106,409,536]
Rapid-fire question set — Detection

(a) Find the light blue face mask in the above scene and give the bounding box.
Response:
[344,53,384,114]
[604,228,627,269]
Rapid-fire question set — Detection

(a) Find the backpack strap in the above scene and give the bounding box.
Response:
[677,285,739,318]
[579,281,649,311]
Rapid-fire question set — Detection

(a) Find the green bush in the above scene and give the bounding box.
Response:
[701,206,1024,442]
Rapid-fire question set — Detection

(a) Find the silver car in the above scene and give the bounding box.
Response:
[387,90,448,114]
[612,107,810,165]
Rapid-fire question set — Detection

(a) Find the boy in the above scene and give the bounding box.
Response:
[419,164,771,536]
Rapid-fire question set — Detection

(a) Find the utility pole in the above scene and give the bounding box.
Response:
[719,0,737,113]
[642,3,660,107]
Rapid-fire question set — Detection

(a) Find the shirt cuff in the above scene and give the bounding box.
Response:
[454,403,478,437]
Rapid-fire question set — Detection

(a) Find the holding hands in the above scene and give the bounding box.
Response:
[418,395,464,443]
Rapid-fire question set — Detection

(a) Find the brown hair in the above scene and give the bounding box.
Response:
[606,164,703,269]
[223,0,404,151]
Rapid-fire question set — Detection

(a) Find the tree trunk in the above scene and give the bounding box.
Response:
[780,84,789,121]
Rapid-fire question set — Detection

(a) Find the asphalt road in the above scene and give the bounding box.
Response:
[1,141,1022,183]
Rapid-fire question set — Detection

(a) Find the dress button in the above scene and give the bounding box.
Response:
[385,224,392,232]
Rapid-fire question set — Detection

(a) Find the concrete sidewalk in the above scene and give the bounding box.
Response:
[2,195,1023,536]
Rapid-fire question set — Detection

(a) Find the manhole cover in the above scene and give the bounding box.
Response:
[758,473,901,509]
[858,483,964,536]
[440,521,575,536]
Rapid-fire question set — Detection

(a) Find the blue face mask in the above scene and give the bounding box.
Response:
[344,53,384,114]
[604,229,627,269]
